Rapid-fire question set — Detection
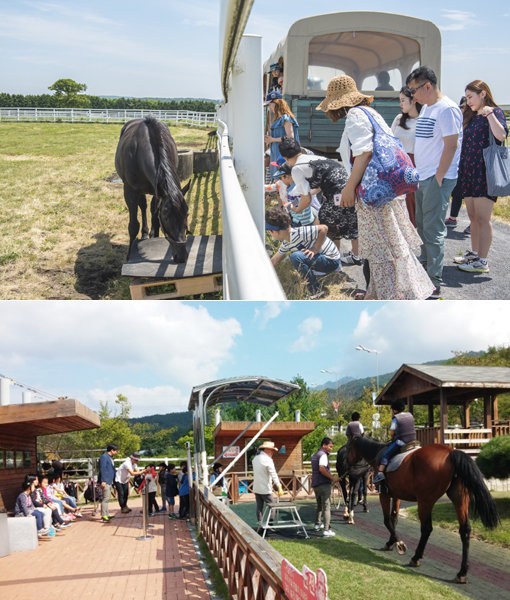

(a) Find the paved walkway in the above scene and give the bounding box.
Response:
[232,495,510,600]
[0,498,211,600]
[336,207,510,299]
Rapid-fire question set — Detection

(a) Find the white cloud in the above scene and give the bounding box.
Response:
[0,302,242,388]
[87,384,189,417]
[439,10,477,31]
[254,301,290,329]
[352,301,510,374]
[290,317,323,353]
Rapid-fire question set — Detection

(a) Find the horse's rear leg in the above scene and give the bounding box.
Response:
[150,195,160,238]
[348,475,361,524]
[447,479,471,583]
[409,500,434,568]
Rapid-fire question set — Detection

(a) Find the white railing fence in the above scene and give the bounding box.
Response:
[0,107,217,127]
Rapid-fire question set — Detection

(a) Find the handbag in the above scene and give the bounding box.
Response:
[483,128,510,197]
[352,107,419,209]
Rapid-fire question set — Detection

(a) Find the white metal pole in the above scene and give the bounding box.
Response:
[230,34,264,239]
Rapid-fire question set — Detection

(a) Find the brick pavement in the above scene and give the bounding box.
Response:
[232,495,510,600]
[0,498,211,600]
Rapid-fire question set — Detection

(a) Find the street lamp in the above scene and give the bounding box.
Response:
[355,345,380,403]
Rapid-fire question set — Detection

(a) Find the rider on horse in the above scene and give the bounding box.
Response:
[373,400,416,483]
[346,412,364,439]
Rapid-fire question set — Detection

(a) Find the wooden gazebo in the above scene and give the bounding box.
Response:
[375,364,510,454]
[0,398,100,511]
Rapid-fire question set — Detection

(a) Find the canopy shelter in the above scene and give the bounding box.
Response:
[263,11,441,98]
[375,364,510,448]
[0,398,100,511]
[189,376,300,488]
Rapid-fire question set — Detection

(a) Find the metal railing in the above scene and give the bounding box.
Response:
[0,107,217,127]
[218,118,285,299]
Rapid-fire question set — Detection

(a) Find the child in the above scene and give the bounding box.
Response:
[277,163,319,227]
[266,206,341,299]
[165,463,179,519]
[144,464,159,516]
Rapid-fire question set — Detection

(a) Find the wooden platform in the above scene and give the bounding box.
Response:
[122,235,222,299]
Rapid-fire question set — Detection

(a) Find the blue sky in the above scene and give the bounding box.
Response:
[1,301,509,417]
[0,1,509,103]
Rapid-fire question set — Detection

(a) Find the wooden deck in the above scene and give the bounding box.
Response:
[0,497,211,600]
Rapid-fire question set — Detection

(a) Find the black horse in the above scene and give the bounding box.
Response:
[115,117,190,263]
[336,444,371,524]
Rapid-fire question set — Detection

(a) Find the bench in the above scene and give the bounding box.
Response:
[7,515,38,552]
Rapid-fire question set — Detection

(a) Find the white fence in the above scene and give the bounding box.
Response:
[0,107,217,127]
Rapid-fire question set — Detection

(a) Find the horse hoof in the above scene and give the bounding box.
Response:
[348,518,355,525]
[455,575,467,584]
[408,559,421,567]
[396,541,407,555]
[382,544,395,551]
[363,506,369,513]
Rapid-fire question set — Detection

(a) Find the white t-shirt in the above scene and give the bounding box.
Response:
[337,106,391,175]
[252,451,280,495]
[318,453,329,468]
[290,153,325,195]
[277,226,341,261]
[391,114,418,154]
[414,97,463,180]
[115,457,137,484]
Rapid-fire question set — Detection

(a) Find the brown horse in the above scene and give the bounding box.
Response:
[346,435,499,583]
[115,117,190,262]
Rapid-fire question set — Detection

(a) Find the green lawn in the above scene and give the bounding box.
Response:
[404,492,510,548]
[269,537,468,600]
[0,122,220,299]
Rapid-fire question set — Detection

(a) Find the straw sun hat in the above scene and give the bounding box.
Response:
[316,75,373,112]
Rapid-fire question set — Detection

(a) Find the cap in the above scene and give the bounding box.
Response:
[264,90,283,105]
[274,163,291,178]
[130,452,141,461]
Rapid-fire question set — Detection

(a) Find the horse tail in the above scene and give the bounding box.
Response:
[449,449,499,529]
[144,117,182,209]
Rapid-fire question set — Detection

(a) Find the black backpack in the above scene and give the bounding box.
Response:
[84,480,103,503]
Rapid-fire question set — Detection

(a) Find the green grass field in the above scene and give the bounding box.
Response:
[0,122,220,299]
[404,492,510,548]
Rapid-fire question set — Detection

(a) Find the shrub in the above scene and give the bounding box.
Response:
[476,435,510,479]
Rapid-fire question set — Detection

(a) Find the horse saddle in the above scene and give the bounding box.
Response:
[386,441,421,473]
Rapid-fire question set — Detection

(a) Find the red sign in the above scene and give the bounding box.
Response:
[281,558,328,600]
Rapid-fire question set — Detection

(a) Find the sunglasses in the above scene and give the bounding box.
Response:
[409,81,428,95]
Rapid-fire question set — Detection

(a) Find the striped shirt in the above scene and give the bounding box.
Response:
[414,97,463,180]
[277,226,341,261]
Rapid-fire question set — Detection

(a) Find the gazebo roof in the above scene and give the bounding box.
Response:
[188,376,300,411]
[0,398,100,437]
[375,364,510,406]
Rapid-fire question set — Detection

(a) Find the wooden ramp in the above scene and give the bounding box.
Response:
[122,235,222,299]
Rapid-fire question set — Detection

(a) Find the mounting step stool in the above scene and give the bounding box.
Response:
[121,235,222,300]
[260,501,309,539]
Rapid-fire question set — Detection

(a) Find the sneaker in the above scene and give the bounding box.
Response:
[453,250,477,264]
[323,529,336,537]
[159,508,167,513]
[458,258,489,273]
[311,269,327,278]
[373,472,386,483]
[59,522,71,528]
[426,287,441,300]
[341,250,363,266]
[74,512,83,518]
[309,290,325,300]
[445,217,457,228]
[354,291,366,300]
[314,523,325,531]
[101,516,110,523]
[168,514,177,519]
[464,224,471,234]
[121,507,130,513]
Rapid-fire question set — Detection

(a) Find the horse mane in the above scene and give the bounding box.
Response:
[144,117,188,219]
[353,436,386,463]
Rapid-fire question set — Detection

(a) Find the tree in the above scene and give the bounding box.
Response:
[476,435,510,479]
[48,78,90,108]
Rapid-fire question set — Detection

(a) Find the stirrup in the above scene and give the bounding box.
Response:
[373,472,386,483]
